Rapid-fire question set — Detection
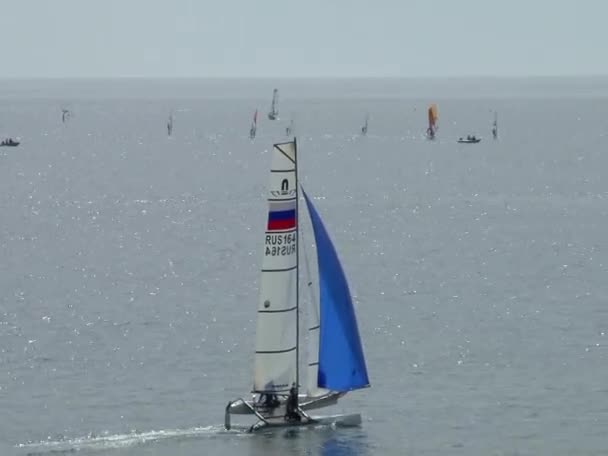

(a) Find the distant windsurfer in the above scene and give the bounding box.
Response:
[167,116,173,137]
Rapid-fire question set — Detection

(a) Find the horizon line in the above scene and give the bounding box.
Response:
[1,74,608,81]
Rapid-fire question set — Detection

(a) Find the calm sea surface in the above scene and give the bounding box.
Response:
[1,78,608,455]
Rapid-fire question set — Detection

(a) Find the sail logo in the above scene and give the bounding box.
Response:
[270,189,296,197]
[270,178,296,197]
[267,200,296,231]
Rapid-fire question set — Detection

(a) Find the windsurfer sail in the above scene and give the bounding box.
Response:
[492,111,498,140]
[61,109,71,123]
[285,118,294,136]
[426,104,438,140]
[361,114,369,136]
[250,110,258,139]
[268,89,279,120]
[167,113,174,137]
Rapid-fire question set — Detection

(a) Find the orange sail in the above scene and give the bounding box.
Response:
[427,103,438,139]
[428,104,438,129]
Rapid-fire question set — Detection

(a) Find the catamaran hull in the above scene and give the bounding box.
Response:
[250,413,362,432]
[457,139,481,143]
[224,392,350,431]
[227,393,342,415]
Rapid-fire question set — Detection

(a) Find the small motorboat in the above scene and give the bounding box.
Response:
[457,135,481,144]
[0,138,20,147]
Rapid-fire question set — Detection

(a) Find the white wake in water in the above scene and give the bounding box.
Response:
[16,425,240,454]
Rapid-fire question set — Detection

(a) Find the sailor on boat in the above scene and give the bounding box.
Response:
[259,393,280,409]
[285,383,302,422]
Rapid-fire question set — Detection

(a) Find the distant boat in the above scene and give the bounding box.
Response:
[492,111,498,140]
[224,139,370,432]
[250,110,258,139]
[167,113,174,137]
[458,135,481,144]
[285,118,294,136]
[268,89,279,121]
[426,104,438,140]
[361,114,369,135]
[61,108,71,123]
[0,138,19,147]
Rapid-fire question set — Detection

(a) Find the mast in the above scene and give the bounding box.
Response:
[294,137,300,398]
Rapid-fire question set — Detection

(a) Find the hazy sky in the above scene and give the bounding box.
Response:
[0,0,605,78]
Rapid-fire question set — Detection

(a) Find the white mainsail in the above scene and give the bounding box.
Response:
[253,141,299,393]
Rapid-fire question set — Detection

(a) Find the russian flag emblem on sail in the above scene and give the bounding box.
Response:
[267,200,296,231]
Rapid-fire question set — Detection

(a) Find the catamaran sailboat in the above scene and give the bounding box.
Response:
[426,104,438,140]
[268,89,279,120]
[225,139,370,432]
[250,110,258,139]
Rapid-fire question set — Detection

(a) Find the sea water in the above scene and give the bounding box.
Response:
[1,77,608,455]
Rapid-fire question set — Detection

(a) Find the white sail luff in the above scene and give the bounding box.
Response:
[253,142,298,393]
[306,292,329,397]
[301,203,330,398]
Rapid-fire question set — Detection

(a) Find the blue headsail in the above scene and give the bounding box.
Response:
[302,190,370,392]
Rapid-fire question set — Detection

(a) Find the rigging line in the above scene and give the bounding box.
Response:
[299,193,318,318]
[298,189,320,388]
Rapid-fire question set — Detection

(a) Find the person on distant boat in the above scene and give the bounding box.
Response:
[285,383,301,422]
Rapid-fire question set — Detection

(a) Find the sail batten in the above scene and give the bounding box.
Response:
[302,191,369,393]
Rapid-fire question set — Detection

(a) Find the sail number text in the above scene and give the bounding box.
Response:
[265,233,297,256]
